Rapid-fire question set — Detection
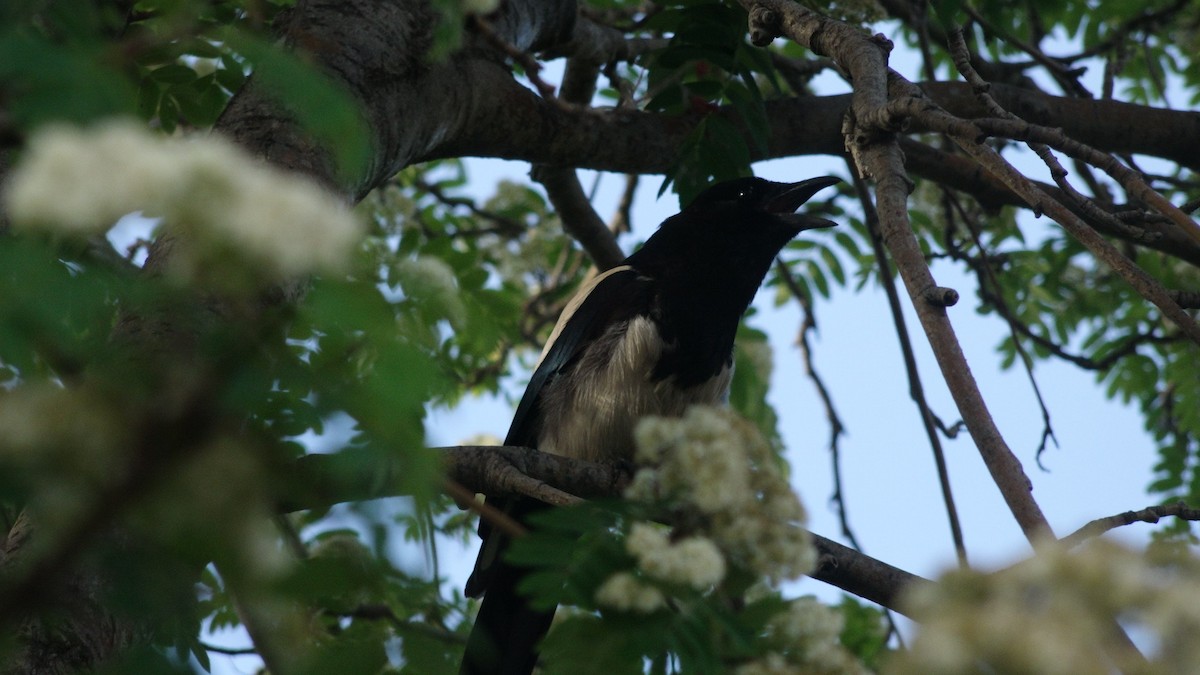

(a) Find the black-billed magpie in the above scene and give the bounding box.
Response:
[459,176,840,675]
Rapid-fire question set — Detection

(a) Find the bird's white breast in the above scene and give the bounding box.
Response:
[536,316,732,463]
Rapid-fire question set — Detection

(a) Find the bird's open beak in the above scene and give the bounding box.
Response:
[766,176,841,231]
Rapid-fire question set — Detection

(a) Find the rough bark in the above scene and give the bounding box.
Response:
[281,448,931,617]
[428,83,1200,174]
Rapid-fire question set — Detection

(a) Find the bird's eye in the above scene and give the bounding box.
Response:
[736,188,752,201]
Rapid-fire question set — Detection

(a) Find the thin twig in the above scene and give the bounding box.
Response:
[470,15,560,102]
[969,116,1200,246]
[945,27,1200,246]
[1064,0,1189,62]
[413,178,526,238]
[849,168,968,566]
[1062,502,1200,548]
[443,479,527,539]
[978,286,1178,370]
[943,192,1059,468]
[609,174,638,236]
[962,7,1092,98]
[925,114,1200,347]
[944,30,1162,245]
[772,259,856,548]
[200,642,258,656]
[774,255,908,643]
[894,76,1200,347]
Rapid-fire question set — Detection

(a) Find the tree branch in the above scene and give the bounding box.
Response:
[534,166,626,270]
[531,43,626,270]
[1061,502,1200,548]
[898,139,1200,266]
[279,448,930,616]
[849,167,969,565]
[906,96,1200,347]
[737,0,1053,542]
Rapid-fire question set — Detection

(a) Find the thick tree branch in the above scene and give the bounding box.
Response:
[279,448,929,616]
[810,534,928,614]
[427,82,1200,174]
[909,101,1200,347]
[424,81,1200,265]
[535,166,626,270]
[849,168,969,565]
[532,54,626,270]
[898,139,1200,267]
[737,0,1053,543]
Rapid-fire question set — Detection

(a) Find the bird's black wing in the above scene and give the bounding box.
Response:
[461,265,654,675]
[501,264,651,449]
[468,264,650,591]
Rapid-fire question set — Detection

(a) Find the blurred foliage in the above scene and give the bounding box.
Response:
[1,0,1199,672]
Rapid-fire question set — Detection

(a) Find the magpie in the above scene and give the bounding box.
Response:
[459,175,840,675]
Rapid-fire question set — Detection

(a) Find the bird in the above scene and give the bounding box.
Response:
[459,175,840,675]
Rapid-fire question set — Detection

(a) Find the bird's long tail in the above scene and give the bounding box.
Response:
[460,497,556,675]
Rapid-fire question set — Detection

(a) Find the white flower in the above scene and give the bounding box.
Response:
[629,406,814,582]
[181,139,360,276]
[395,255,466,325]
[739,596,870,675]
[4,119,363,280]
[594,572,665,614]
[4,121,179,233]
[626,521,671,556]
[625,522,726,589]
[892,539,1200,675]
[623,467,660,502]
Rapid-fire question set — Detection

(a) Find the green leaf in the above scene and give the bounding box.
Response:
[838,596,890,668]
[724,79,769,154]
[540,615,653,675]
[150,63,199,84]
[0,30,136,126]
[929,0,965,31]
[820,243,846,286]
[730,326,783,452]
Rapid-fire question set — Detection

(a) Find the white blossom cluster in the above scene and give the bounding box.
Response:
[3,120,363,281]
[626,522,726,589]
[0,385,287,584]
[626,406,815,583]
[593,522,725,613]
[395,255,466,326]
[890,539,1200,674]
[736,597,869,675]
[594,572,666,614]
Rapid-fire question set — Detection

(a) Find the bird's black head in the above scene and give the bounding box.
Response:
[629,176,840,281]
[621,176,839,386]
[683,175,840,236]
